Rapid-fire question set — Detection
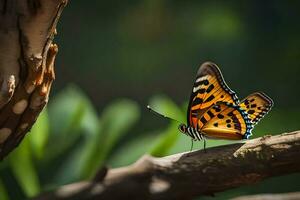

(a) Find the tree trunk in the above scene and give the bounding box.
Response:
[0,0,68,160]
[34,131,300,200]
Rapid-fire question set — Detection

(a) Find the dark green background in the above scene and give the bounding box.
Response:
[56,0,300,109]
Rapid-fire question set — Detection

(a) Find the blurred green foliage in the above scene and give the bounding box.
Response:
[0,85,299,200]
[56,0,300,109]
[1,1,300,199]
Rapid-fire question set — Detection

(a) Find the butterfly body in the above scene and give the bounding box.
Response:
[179,62,273,141]
[179,124,204,141]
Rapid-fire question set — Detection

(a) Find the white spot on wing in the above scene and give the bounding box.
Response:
[195,75,208,83]
[193,86,201,93]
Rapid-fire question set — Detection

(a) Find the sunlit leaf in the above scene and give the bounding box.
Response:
[148,95,185,123]
[46,85,97,162]
[28,109,49,159]
[9,138,40,197]
[148,95,184,156]
[44,85,99,184]
[149,122,179,157]
[79,99,140,178]
[51,101,99,184]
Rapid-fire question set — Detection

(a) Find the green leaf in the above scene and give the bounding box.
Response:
[47,101,99,185]
[48,85,94,137]
[149,122,179,156]
[148,95,184,157]
[46,85,97,162]
[148,95,185,123]
[9,137,40,197]
[80,99,140,178]
[42,85,100,184]
[51,142,86,185]
[28,109,49,159]
[0,179,9,200]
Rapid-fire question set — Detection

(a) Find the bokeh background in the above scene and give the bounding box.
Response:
[1,1,300,199]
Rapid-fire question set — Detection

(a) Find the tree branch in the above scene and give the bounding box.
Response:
[34,130,300,200]
[0,0,68,159]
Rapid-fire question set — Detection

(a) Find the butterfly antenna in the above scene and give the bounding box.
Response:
[147,105,181,123]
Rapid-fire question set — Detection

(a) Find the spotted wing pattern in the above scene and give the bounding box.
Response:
[187,62,239,128]
[239,92,273,125]
[199,102,253,140]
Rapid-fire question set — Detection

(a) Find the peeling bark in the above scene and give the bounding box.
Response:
[0,0,68,159]
[34,131,300,200]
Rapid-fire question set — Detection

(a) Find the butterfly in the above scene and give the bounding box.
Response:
[176,62,273,148]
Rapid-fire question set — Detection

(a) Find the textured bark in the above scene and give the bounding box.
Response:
[34,131,300,200]
[0,0,68,159]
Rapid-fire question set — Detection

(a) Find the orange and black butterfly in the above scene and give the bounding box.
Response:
[178,62,273,145]
[148,61,273,149]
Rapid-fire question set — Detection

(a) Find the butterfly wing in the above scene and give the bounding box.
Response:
[239,92,273,125]
[187,62,239,128]
[199,102,253,140]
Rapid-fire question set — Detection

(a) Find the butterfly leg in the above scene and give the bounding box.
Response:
[189,139,194,152]
[203,138,207,153]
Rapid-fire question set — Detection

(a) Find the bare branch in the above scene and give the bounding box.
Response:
[34,131,300,200]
